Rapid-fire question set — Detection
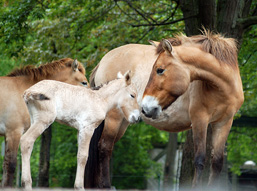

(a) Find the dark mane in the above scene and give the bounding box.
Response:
[157,30,238,67]
[7,58,86,80]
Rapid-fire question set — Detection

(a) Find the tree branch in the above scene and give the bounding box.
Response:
[131,15,196,27]
[160,1,179,24]
[122,0,157,24]
[136,27,154,43]
[241,49,257,66]
[237,16,257,29]
[115,1,141,23]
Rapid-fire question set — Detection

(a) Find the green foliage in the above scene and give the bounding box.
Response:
[112,122,167,189]
[49,123,78,187]
[0,54,21,76]
[0,0,47,57]
[238,25,257,116]
[227,127,257,175]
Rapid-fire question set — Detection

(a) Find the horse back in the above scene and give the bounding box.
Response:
[92,44,158,86]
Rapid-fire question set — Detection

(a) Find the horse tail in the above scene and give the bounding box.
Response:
[23,92,50,102]
[89,63,100,87]
[85,120,104,188]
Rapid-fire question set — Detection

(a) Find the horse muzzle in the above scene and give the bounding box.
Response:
[129,109,141,123]
[141,96,162,119]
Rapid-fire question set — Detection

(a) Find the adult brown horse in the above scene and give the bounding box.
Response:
[88,30,244,188]
[0,58,89,187]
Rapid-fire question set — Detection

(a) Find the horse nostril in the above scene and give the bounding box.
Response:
[142,108,146,114]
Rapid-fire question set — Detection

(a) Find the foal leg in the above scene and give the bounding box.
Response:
[20,104,55,190]
[74,126,95,190]
[97,108,129,188]
[2,128,23,187]
[208,118,233,185]
[191,115,209,188]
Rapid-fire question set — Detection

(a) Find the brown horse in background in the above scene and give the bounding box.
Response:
[0,58,89,187]
[87,30,244,188]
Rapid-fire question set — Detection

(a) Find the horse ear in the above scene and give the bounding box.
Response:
[162,39,172,55]
[72,59,79,71]
[124,70,131,86]
[148,40,159,47]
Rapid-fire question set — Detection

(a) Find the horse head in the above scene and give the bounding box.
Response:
[142,39,190,119]
[60,59,89,87]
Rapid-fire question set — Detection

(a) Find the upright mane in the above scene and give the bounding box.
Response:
[7,58,86,80]
[157,30,238,67]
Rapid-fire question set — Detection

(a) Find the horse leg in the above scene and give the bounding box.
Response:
[114,119,130,144]
[208,118,233,185]
[20,119,53,190]
[97,109,129,188]
[74,126,95,190]
[2,129,23,187]
[191,116,209,188]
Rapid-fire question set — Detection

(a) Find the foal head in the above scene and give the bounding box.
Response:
[142,39,190,119]
[116,71,140,123]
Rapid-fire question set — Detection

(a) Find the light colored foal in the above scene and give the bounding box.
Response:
[20,71,140,190]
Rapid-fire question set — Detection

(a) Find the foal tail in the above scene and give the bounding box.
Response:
[23,92,50,102]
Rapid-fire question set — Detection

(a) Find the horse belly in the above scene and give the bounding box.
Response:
[0,89,30,135]
[56,100,105,130]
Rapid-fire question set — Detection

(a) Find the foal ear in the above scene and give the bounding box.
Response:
[124,70,131,86]
[162,39,173,55]
[117,71,123,79]
[72,59,79,71]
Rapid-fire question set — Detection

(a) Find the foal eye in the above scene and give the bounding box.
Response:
[130,94,135,98]
[156,68,165,75]
[81,81,88,86]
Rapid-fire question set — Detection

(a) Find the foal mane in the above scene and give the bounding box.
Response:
[7,58,86,80]
[157,30,238,67]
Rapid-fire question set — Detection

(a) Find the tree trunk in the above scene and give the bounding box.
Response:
[163,133,178,191]
[179,130,194,190]
[38,126,52,187]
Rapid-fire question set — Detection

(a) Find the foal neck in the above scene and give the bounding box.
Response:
[96,79,125,111]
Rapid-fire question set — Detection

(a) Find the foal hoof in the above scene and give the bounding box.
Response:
[74,186,85,191]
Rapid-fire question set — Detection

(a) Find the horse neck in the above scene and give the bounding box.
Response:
[176,46,240,90]
[44,68,70,81]
[97,80,125,112]
[13,76,40,90]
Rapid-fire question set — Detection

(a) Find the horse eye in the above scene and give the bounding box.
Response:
[130,94,135,98]
[81,81,88,86]
[156,68,165,75]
